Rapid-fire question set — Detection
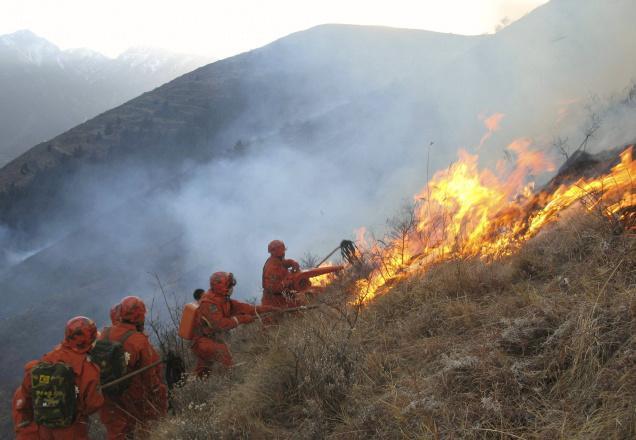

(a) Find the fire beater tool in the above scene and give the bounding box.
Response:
[315,239,360,267]
[101,358,165,390]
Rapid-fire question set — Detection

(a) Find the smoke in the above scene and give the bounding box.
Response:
[1,5,636,433]
[0,224,38,267]
[165,144,416,297]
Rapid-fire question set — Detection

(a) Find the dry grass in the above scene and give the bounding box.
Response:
[150,211,635,439]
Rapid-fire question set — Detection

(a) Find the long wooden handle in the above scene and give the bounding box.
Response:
[255,304,319,320]
[316,245,342,268]
[101,359,164,390]
[269,304,319,315]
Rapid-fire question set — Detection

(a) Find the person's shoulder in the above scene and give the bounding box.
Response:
[201,293,224,306]
[126,330,150,347]
[83,357,101,376]
[98,326,112,338]
[112,324,145,342]
[23,359,39,374]
[263,256,278,266]
[40,345,64,362]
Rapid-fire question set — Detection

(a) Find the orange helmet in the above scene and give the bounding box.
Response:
[109,304,121,325]
[119,296,147,325]
[268,240,286,257]
[64,316,97,353]
[209,271,236,295]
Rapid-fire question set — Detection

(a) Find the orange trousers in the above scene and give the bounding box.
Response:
[99,399,158,440]
[191,337,233,377]
[261,292,304,309]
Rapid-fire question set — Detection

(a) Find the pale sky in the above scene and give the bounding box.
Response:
[0,0,548,58]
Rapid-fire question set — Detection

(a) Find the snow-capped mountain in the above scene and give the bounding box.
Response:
[0,30,214,166]
[0,29,60,65]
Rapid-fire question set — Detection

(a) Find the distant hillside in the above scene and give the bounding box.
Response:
[0,24,483,256]
[0,30,213,166]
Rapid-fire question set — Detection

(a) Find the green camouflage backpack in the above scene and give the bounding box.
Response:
[30,361,77,428]
[90,328,134,397]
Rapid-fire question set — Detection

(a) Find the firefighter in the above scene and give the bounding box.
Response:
[12,385,38,439]
[191,271,277,376]
[14,316,103,439]
[262,239,304,308]
[98,296,167,439]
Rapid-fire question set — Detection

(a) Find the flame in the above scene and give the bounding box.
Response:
[355,145,635,303]
[309,261,338,287]
[478,113,505,149]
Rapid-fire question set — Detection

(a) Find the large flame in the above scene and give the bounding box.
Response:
[355,144,635,302]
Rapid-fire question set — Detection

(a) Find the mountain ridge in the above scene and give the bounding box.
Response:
[0,29,214,166]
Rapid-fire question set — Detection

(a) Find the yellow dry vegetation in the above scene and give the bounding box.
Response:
[150,210,635,439]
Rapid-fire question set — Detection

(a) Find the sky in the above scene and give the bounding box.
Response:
[1,0,548,58]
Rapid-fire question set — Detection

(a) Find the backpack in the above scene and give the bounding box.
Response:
[30,361,77,428]
[178,302,199,340]
[90,328,135,397]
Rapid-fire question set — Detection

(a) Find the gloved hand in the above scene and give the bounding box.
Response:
[237,314,255,324]
[285,259,301,273]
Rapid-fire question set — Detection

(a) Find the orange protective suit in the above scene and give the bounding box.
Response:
[98,323,168,439]
[12,386,38,440]
[16,343,104,440]
[191,290,274,376]
[262,256,304,308]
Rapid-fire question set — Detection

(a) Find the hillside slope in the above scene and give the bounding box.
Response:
[0,25,481,221]
[151,210,635,439]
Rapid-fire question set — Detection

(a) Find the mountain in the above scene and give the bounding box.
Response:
[0,30,213,166]
[0,24,484,261]
[1,0,636,435]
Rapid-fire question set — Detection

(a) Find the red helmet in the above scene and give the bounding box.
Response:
[268,240,286,257]
[109,304,121,325]
[119,296,147,325]
[64,316,97,353]
[209,271,236,295]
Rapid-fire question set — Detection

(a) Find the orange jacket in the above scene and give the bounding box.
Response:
[17,343,104,439]
[194,290,273,338]
[12,386,38,440]
[262,256,300,295]
[98,323,168,420]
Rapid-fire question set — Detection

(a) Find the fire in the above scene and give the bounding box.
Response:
[478,112,505,149]
[354,145,635,303]
[309,261,338,287]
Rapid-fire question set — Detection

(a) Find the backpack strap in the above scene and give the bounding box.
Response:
[118,330,135,345]
[102,327,134,344]
[119,330,141,369]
